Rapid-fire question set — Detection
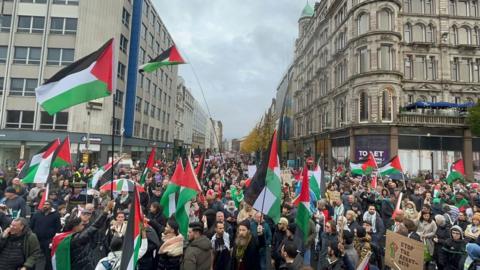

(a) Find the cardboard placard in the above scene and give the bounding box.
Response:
[385,230,423,270]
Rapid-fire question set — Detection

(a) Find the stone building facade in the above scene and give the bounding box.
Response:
[291,1,480,178]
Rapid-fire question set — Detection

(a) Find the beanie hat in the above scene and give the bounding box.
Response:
[356,227,366,238]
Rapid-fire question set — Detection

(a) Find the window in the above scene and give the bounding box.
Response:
[149,127,154,140]
[451,57,459,81]
[20,0,47,3]
[458,26,471,44]
[168,96,171,107]
[459,58,470,81]
[149,33,154,48]
[414,56,426,79]
[378,9,392,30]
[120,35,128,53]
[13,47,40,64]
[455,96,461,104]
[381,90,393,121]
[142,124,148,138]
[143,1,150,16]
[112,118,121,136]
[145,78,150,92]
[117,62,126,80]
[134,121,140,137]
[135,96,142,112]
[432,96,437,102]
[427,56,436,80]
[0,46,6,63]
[122,8,130,28]
[50,17,77,35]
[405,0,412,12]
[404,24,412,42]
[165,131,169,141]
[413,24,425,42]
[155,128,160,140]
[138,47,145,66]
[426,25,434,42]
[47,48,74,65]
[408,94,414,103]
[114,90,124,107]
[167,113,170,124]
[40,112,68,130]
[144,101,149,115]
[0,77,4,95]
[0,15,12,32]
[458,0,468,15]
[359,92,369,122]
[452,26,458,44]
[357,13,369,35]
[161,130,164,141]
[150,11,156,25]
[425,0,433,13]
[450,0,457,14]
[378,45,393,70]
[412,0,422,12]
[17,16,45,33]
[151,105,155,117]
[157,108,161,120]
[162,111,166,123]
[10,78,37,96]
[53,0,78,4]
[6,110,34,129]
[357,47,369,73]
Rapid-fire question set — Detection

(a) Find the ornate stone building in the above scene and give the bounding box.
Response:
[291,1,480,178]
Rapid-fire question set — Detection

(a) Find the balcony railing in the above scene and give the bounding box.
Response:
[396,112,466,126]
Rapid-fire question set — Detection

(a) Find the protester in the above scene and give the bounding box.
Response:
[2,187,27,218]
[211,221,231,270]
[157,218,183,270]
[231,219,265,270]
[182,221,212,270]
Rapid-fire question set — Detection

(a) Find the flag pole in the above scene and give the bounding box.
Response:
[111,92,115,200]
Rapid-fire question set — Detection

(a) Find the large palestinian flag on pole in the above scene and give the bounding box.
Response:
[140,148,157,185]
[350,152,377,176]
[160,158,184,218]
[245,129,282,223]
[51,231,74,270]
[446,159,465,184]
[296,164,312,241]
[20,139,61,184]
[139,45,185,73]
[51,136,72,168]
[120,186,144,270]
[36,38,114,115]
[378,155,403,177]
[309,163,322,201]
[88,159,119,189]
[175,157,202,238]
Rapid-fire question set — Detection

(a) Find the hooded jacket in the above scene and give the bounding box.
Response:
[0,225,43,269]
[440,225,467,270]
[463,243,480,270]
[181,235,212,270]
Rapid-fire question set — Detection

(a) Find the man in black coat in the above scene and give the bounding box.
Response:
[231,219,265,270]
[29,200,61,270]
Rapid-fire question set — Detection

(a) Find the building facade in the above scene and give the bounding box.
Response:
[0,0,179,169]
[290,1,480,178]
[174,76,194,157]
[192,99,207,151]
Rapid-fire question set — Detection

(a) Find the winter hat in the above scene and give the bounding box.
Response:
[435,215,446,226]
[451,225,464,239]
[4,187,16,194]
[356,227,366,238]
[238,219,251,230]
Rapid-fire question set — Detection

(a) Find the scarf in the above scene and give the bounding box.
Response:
[363,212,377,233]
[159,233,184,257]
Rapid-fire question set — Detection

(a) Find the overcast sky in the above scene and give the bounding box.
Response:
[153,0,307,139]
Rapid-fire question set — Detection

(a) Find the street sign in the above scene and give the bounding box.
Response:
[81,136,102,143]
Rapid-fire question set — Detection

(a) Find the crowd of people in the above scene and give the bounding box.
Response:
[0,156,480,270]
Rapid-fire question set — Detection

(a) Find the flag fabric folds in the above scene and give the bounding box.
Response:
[36,39,114,115]
[37,184,49,210]
[350,152,377,176]
[446,159,465,184]
[51,231,74,270]
[296,164,312,241]
[160,158,184,218]
[88,159,118,189]
[119,186,144,270]
[139,45,185,73]
[140,148,157,185]
[52,136,72,168]
[245,130,282,224]
[175,157,202,238]
[20,139,61,184]
[378,155,403,177]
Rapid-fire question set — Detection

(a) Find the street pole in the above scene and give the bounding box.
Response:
[85,105,92,167]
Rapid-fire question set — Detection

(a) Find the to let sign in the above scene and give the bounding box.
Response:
[385,230,423,270]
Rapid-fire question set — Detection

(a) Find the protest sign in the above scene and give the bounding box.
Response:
[385,230,423,270]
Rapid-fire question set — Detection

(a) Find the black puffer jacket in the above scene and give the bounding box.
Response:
[70,212,108,270]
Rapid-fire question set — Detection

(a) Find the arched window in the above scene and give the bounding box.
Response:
[452,26,458,44]
[426,24,435,42]
[474,27,479,45]
[472,0,478,16]
[458,26,471,44]
[336,100,345,126]
[381,90,393,121]
[378,9,393,30]
[404,23,412,42]
[413,23,426,42]
[357,13,370,35]
[359,92,369,122]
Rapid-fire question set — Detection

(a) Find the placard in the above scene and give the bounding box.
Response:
[385,230,423,270]
[248,165,257,178]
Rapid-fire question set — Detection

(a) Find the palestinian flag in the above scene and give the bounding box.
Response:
[335,165,345,177]
[36,38,114,115]
[139,45,185,73]
[88,159,118,189]
[20,139,61,184]
[175,157,201,238]
[391,192,403,220]
[120,186,144,270]
[140,148,158,185]
[52,136,72,168]
[309,163,322,201]
[370,174,377,189]
[433,184,441,198]
[378,155,403,177]
[195,155,205,182]
[160,158,183,218]
[446,159,465,184]
[51,231,74,270]
[350,152,377,175]
[245,130,282,223]
[296,164,312,241]
[37,183,49,210]
[350,162,364,175]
